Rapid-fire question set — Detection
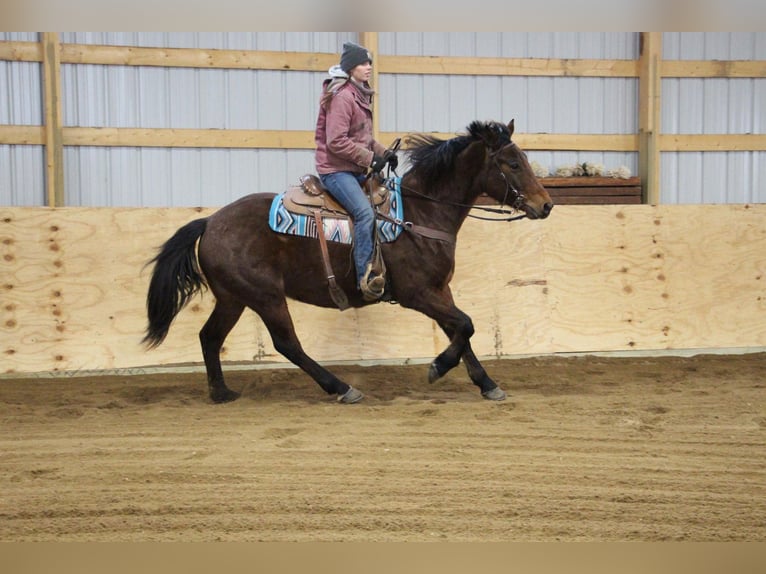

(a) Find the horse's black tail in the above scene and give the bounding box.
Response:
[142,218,208,349]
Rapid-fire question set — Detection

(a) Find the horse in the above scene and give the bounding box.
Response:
[142,119,553,404]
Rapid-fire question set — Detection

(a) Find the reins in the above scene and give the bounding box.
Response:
[372,137,530,244]
[397,182,526,222]
[389,151,529,224]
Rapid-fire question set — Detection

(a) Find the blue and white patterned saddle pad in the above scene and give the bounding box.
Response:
[268,177,404,244]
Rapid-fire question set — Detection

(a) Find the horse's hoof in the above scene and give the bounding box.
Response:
[428,362,441,384]
[338,387,364,404]
[482,387,507,401]
[210,388,240,404]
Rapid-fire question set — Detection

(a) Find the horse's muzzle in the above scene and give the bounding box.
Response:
[525,202,554,220]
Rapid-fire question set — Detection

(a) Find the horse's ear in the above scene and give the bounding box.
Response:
[469,120,509,150]
[507,119,515,138]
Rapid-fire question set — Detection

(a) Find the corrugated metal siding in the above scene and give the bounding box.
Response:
[63,146,317,207]
[378,32,640,180]
[2,32,764,206]
[0,32,44,205]
[661,32,765,204]
[61,65,327,130]
[57,32,641,206]
[0,33,38,42]
[58,32,354,207]
[0,145,45,206]
[380,32,638,58]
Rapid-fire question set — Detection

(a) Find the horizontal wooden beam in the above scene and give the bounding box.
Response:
[518,133,639,152]
[60,44,337,72]
[0,41,336,71]
[383,132,639,152]
[659,134,766,152]
[61,127,317,149]
[378,55,639,77]
[0,126,639,152]
[0,41,41,62]
[61,129,638,152]
[0,125,44,144]
[661,60,766,78]
[3,126,766,153]
[2,41,764,79]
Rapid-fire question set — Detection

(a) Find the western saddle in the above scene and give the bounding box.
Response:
[281,174,391,310]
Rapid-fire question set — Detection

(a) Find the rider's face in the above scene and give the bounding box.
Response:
[349,61,372,84]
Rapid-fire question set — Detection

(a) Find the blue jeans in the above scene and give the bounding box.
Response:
[320,171,375,288]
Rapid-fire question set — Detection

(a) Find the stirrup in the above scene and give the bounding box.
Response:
[360,264,386,301]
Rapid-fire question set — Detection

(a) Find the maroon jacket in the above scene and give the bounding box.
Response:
[315,80,387,175]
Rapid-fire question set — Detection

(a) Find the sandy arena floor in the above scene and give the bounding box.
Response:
[1,352,764,541]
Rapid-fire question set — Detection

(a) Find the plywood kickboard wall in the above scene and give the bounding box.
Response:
[2,204,765,374]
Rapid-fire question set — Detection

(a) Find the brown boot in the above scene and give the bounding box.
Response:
[360,264,385,301]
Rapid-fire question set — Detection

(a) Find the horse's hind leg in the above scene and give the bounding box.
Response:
[256,298,363,403]
[200,300,245,403]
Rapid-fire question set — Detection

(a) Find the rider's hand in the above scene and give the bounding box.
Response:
[384,150,398,170]
[370,154,387,172]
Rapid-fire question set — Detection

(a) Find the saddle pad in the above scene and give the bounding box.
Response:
[269,177,404,245]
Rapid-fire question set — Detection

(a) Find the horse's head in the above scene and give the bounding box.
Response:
[474,120,553,220]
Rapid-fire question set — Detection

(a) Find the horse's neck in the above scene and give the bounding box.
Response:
[401,173,478,234]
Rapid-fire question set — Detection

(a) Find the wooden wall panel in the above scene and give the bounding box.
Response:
[543,205,766,352]
[2,204,765,375]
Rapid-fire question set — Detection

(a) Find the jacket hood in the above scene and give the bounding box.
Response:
[327,65,348,79]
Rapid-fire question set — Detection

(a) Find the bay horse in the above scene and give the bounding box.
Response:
[143,119,553,404]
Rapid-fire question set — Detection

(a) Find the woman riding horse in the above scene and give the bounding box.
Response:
[315,42,398,301]
[143,119,553,404]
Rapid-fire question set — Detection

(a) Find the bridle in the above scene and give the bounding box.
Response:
[482,147,527,221]
[392,143,528,223]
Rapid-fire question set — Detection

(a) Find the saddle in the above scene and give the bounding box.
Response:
[279,173,392,312]
[282,174,392,219]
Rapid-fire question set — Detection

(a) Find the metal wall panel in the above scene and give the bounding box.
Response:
[0,36,45,205]
[378,32,639,180]
[56,32,352,206]
[0,145,45,206]
[64,147,318,207]
[661,32,765,204]
[381,32,639,59]
[3,33,763,206]
[61,64,328,130]
[0,33,38,41]
[0,61,42,125]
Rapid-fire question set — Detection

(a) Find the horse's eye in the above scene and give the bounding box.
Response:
[509,161,520,170]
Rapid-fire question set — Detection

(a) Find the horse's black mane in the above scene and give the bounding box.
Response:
[406,121,511,186]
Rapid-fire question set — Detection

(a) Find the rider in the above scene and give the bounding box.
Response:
[314,41,397,301]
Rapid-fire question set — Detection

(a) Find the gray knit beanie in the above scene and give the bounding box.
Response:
[340,42,372,74]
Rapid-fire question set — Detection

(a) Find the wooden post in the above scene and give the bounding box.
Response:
[358,32,380,143]
[639,32,661,205]
[42,32,64,207]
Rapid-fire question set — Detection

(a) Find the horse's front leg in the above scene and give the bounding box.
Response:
[403,286,501,399]
[426,304,473,384]
[405,286,505,401]
[431,320,505,400]
[458,342,506,400]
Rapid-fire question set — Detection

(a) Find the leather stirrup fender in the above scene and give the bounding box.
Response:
[312,210,350,311]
